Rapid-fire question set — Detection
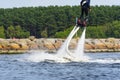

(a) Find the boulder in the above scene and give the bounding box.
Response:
[29,36,36,41]
[85,44,94,49]
[9,43,20,50]
[19,44,29,50]
[18,39,28,45]
[0,39,9,47]
[54,40,62,49]
[0,45,2,50]
[27,40,38,49]
[95,43,107,49]
[106,43,114,49]
[107,38,115,43]
[118,44,120,49]
[35,39,44,49]
[43,40,55,50]
[0,40,10,50]
[113,44,119,49]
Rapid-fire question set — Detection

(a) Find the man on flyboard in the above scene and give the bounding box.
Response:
[77,0,91,27]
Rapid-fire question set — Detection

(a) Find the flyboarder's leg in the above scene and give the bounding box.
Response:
[76,18,82,27]
[81,7,89,27]
[83,20,87,27]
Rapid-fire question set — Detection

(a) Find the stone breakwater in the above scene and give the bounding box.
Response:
[0,38,120,54]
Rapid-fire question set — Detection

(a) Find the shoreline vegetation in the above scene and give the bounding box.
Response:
[0,6,119,54]
[0,37,120,54]
[0,6,120,39]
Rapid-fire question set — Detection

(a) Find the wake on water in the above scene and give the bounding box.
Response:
[25,26,120,63]
[26,26,90,63]
[25,51,120,63]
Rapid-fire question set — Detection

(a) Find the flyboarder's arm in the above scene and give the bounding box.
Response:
[80,0,83,7]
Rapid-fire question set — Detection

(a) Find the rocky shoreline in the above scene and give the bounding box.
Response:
[0,37,120,54]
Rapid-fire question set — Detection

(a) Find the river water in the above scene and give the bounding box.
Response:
[0,51,120,80]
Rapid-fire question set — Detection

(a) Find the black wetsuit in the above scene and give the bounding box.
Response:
[80,0,90,19]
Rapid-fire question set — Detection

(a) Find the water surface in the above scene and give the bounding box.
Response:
[0,52,120,80]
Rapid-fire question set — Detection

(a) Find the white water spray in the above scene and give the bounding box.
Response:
[72,27,89,61]
[27,25,89,62]
[75,28,86,55]
[56,26,79,58]
[56,26,89,61]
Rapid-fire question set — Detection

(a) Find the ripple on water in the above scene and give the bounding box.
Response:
[0,53,120,80]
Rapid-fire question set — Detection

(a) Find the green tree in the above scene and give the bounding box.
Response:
[0,6,120,38]
[0,26,5,38]
[6,25,15,38]
[14,25,30,38]
[6,25,30,38]
[41,28,48,38]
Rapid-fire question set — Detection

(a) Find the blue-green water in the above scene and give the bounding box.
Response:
[0,52,120,80]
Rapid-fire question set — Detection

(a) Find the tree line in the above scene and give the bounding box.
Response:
[0,5,119,38]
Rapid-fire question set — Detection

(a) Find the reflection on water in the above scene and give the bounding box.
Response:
[0,52,120,80]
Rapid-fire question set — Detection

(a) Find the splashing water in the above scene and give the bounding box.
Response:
[26,50,69,63]
[73,27,90,61]
[75,28,86,55]
[56,26,79,59]
[27,26,89,63]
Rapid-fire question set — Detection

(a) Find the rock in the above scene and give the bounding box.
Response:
[9,43,20,50]
[18,39,28,45]
[0,39,9,47]
[19,44,29,50]
[43,39,56,50]
[85,44,94,49]
[106,43,114,49]
[27,40,38,49]
[8,39,19,43]
[29,36,36,41]
[0,45,3,50]
[95,43,107,49]
[0,38,120,53]
[35,39,44,49]
[0,39,10,50]
[54,40,62,49]
[107,38,115,43]
[85,39,96,49]
[113,44,119,49]
[118,44,120,49]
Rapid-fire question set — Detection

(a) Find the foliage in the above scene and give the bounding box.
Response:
[6,25,30,38]
[0,6,119,38]
[86,21,120,38]
[105,21,120,38]
[55,26,73,38]
[41,28,48,38]
[55,21,120,38]
[0,26,5,38]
